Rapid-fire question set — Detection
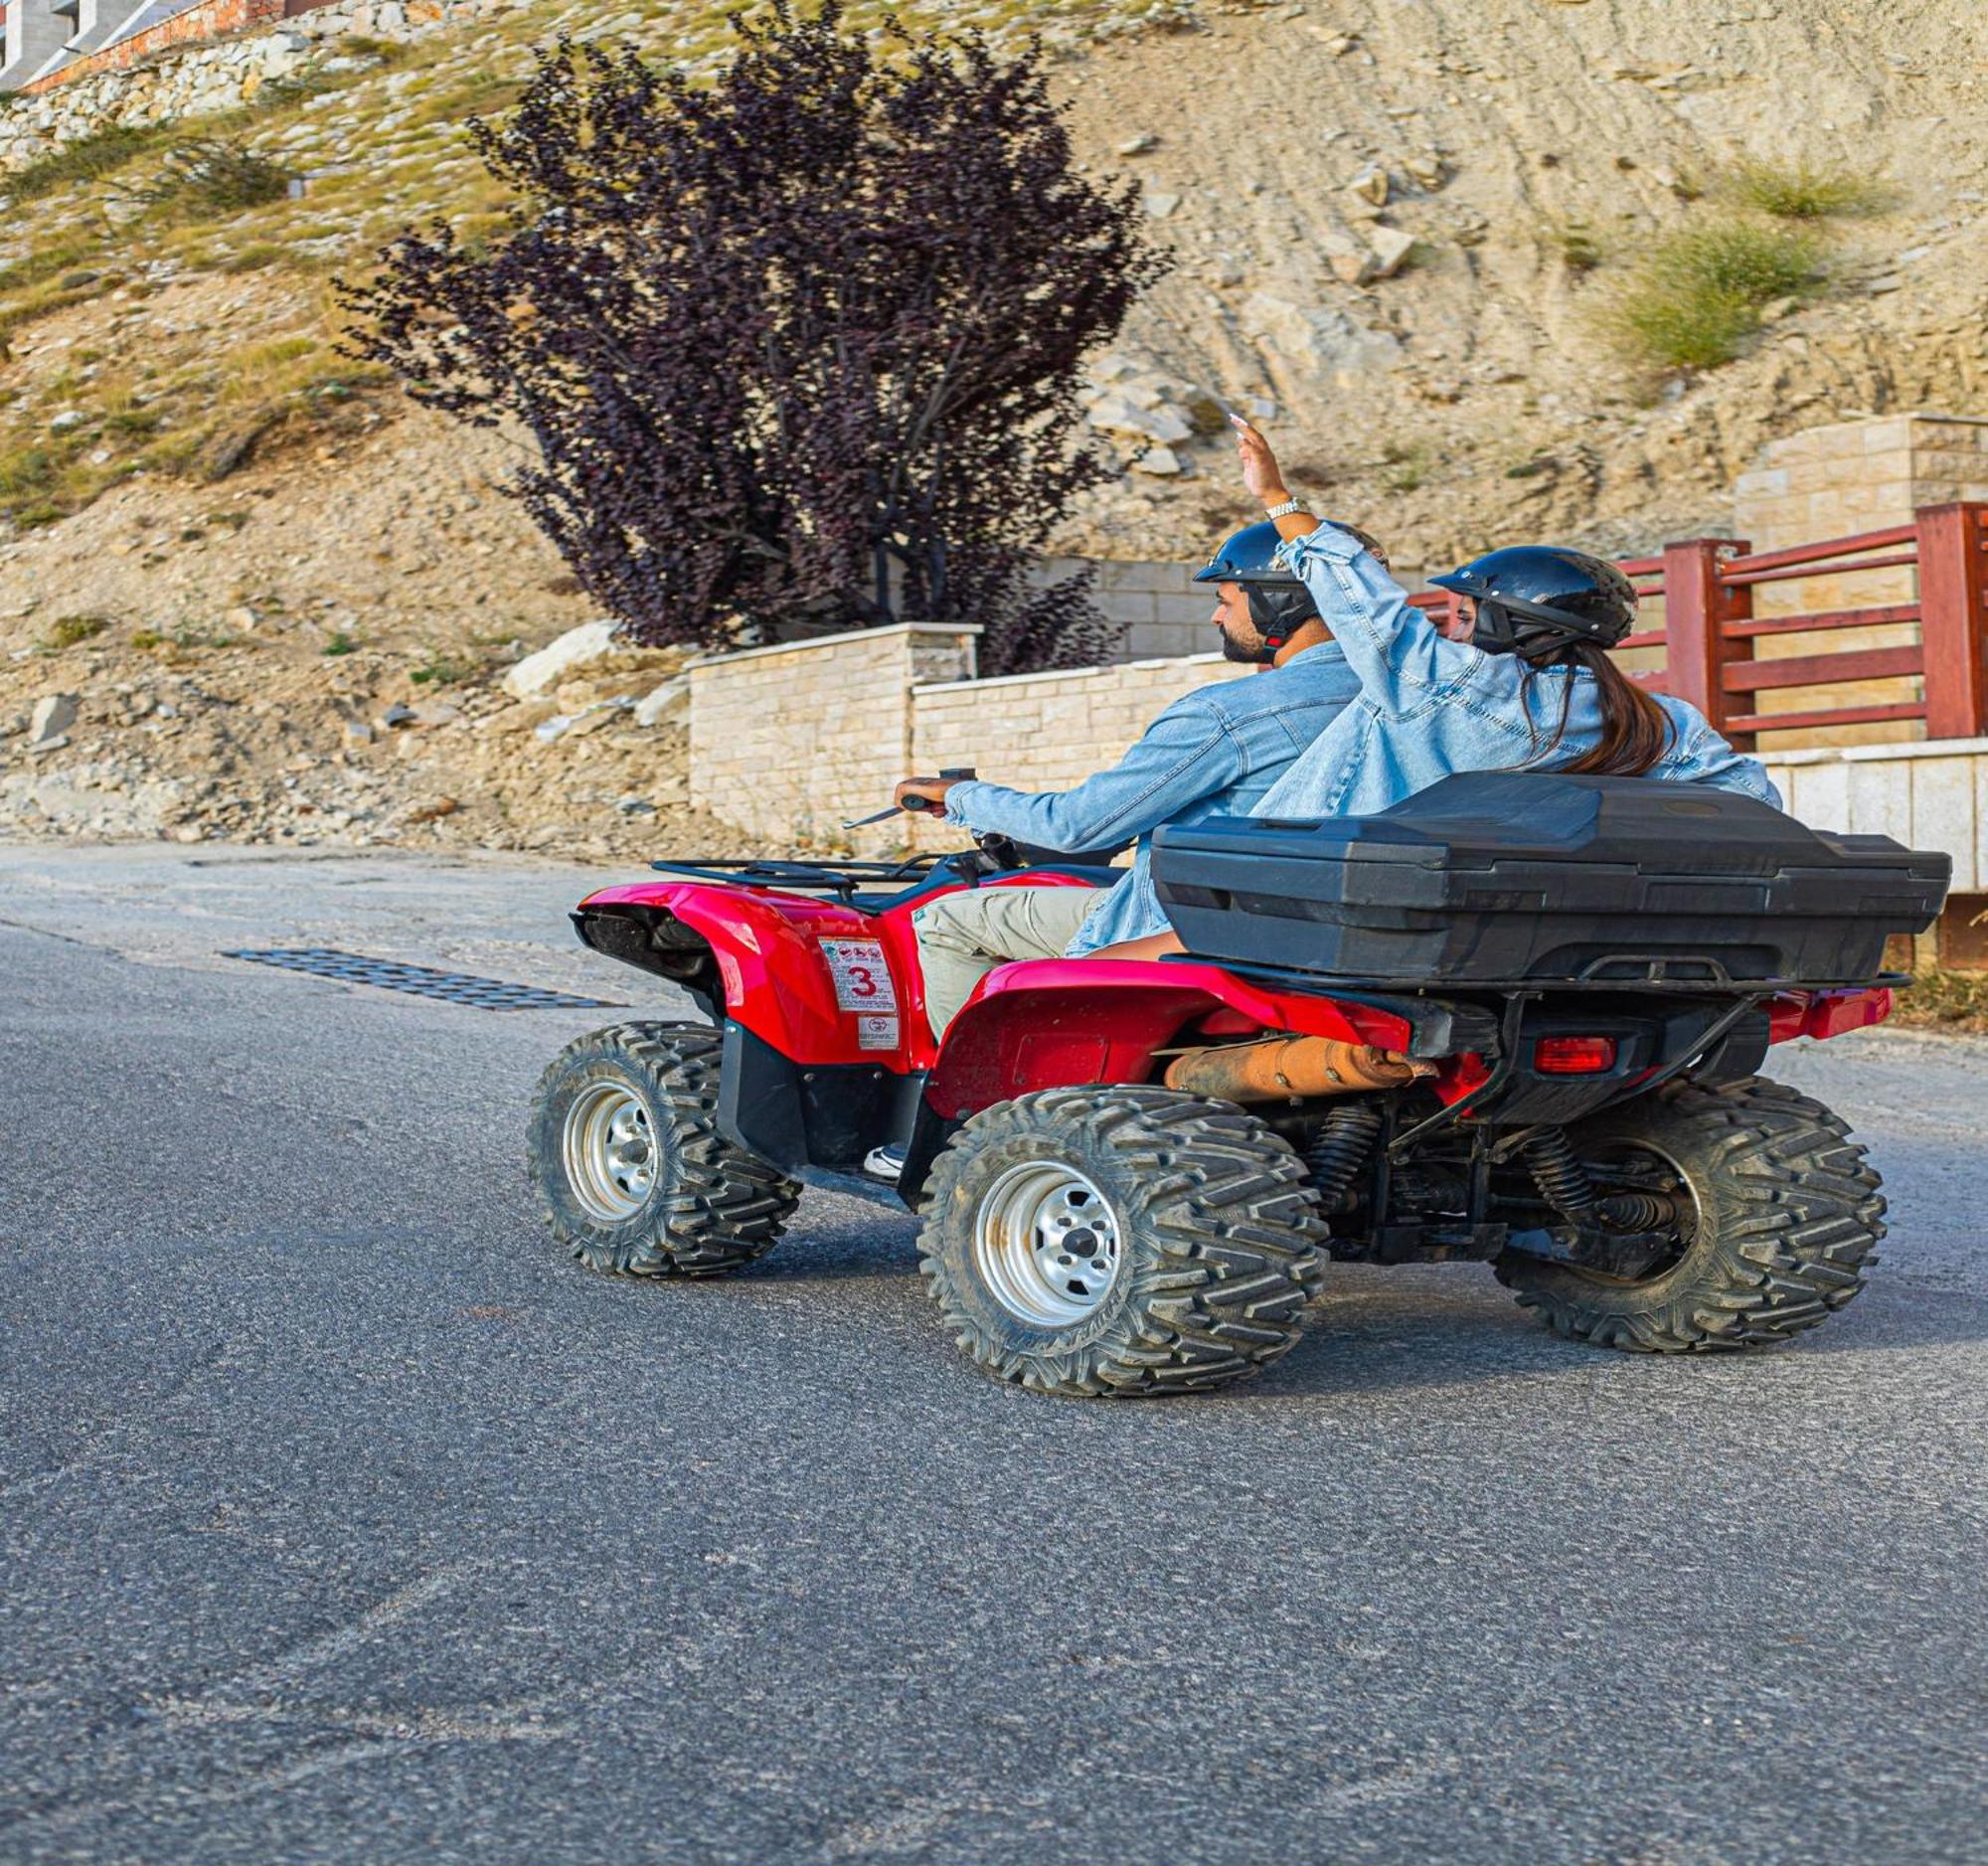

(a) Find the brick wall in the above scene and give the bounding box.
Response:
[1735,415,1988,748]
[687,623,978,854]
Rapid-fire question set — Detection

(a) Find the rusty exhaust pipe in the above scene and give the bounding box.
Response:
[1163,1034,1432,1103]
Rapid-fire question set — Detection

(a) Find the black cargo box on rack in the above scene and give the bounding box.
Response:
[1151,772,1950,990]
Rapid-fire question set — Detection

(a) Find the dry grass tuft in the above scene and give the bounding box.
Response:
[1597,217,1824,372]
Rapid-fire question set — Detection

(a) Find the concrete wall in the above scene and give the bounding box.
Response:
[687,623,978,854]
[1763,738,1988,967]
[1734,415,1988,748]
[1763,739,1988,896]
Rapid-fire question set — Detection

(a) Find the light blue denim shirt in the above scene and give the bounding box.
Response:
[942,640,1362,954]
[1253,528,1782,820]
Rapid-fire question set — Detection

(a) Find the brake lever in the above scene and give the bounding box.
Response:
[841,766,975,831]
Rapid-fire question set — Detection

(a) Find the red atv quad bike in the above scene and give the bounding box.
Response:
[528,772,1949,1399]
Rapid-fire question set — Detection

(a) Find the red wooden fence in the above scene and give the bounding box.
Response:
[1408,502,1988,750]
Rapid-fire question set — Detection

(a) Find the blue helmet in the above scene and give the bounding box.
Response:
[1193,518,1385,647]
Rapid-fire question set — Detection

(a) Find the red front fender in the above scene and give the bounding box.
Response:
[925,958,1419,1120]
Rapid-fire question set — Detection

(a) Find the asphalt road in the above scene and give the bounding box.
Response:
[2,844,1985,1865]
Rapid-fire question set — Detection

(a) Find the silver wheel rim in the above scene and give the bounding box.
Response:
[562,1081,658,1223]
[972,1160,1122,1327]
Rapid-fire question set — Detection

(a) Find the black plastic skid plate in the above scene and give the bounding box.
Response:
[223,947,623,1011]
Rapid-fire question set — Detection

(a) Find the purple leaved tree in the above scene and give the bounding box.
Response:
[338,3,1167,674]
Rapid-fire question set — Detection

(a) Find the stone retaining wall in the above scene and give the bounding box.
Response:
[687,623,979,854]
[685,620,1988,967]
[1034,556,1209,663]
[1735,414,1988,748]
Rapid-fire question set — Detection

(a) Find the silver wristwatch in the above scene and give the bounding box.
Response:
[1263,495,1310,519]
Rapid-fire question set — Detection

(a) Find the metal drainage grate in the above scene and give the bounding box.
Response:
[223,947,624,1011]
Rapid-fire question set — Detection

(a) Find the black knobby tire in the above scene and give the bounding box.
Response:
[528,1022,800,1277]
[918,1086,1330,1399]
[1496,1075,1885,1353]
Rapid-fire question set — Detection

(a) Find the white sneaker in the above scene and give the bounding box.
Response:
[863,1142,908,1182]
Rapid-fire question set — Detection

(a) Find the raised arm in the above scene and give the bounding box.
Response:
[1231,415,1503,723]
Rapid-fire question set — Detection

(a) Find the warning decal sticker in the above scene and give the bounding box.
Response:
[819,939,900,1015]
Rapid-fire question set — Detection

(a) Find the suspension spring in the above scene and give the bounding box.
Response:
[1597,1191,1677,1231]
[1520,1126,1599,1223]
[1306,1103,1385,1211]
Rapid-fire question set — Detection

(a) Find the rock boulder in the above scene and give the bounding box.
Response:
[502,620,622,700]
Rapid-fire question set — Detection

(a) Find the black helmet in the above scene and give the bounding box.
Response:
[1428,546,1637,655]
[1193,518,1387,648]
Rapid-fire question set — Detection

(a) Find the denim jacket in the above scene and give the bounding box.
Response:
[1253,528,1782,820]
[942,641,1362,954]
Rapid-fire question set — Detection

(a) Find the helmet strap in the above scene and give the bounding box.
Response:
[1244,585,1315,653]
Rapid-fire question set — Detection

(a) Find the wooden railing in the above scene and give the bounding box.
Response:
[1408,502,1988,749]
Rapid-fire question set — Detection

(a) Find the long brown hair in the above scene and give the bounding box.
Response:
[1520,639,1675,775]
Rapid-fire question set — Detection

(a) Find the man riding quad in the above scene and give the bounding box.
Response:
[894,515,1392,1048]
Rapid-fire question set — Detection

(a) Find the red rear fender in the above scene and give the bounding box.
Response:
[926,959,1417,1120]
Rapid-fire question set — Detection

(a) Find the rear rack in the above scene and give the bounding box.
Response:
[1193,956,1911,999]
[648,854,960,905]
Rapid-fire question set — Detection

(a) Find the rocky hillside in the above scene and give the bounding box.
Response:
[0,0,1982,853]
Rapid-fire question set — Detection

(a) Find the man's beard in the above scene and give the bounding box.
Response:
[1219,627,1276,666]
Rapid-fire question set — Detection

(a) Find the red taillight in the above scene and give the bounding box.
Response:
[1534,1036,1618,1075]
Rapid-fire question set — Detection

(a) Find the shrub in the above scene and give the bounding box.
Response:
[1600,217,1823,372]
[114,137,295,220]
[1380,439,1433,494]
[341,4,1161,673]
[222,242,285,274]
[334,34,411,63]
[48,612,111,647]
[1892,968,1988,1035]
[1723,156,1889,222]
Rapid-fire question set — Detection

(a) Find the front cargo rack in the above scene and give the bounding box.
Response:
[648,854,957,905]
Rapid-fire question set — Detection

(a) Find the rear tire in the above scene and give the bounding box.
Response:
[918,1086,1329,1398]
[1496,1076,1884,1353]
[529,1022,800,1277]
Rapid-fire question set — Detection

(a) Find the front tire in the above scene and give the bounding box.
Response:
[529,1022,800,1277]
[918,1087,1329,1398]
[1496,1076,1885,1353]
